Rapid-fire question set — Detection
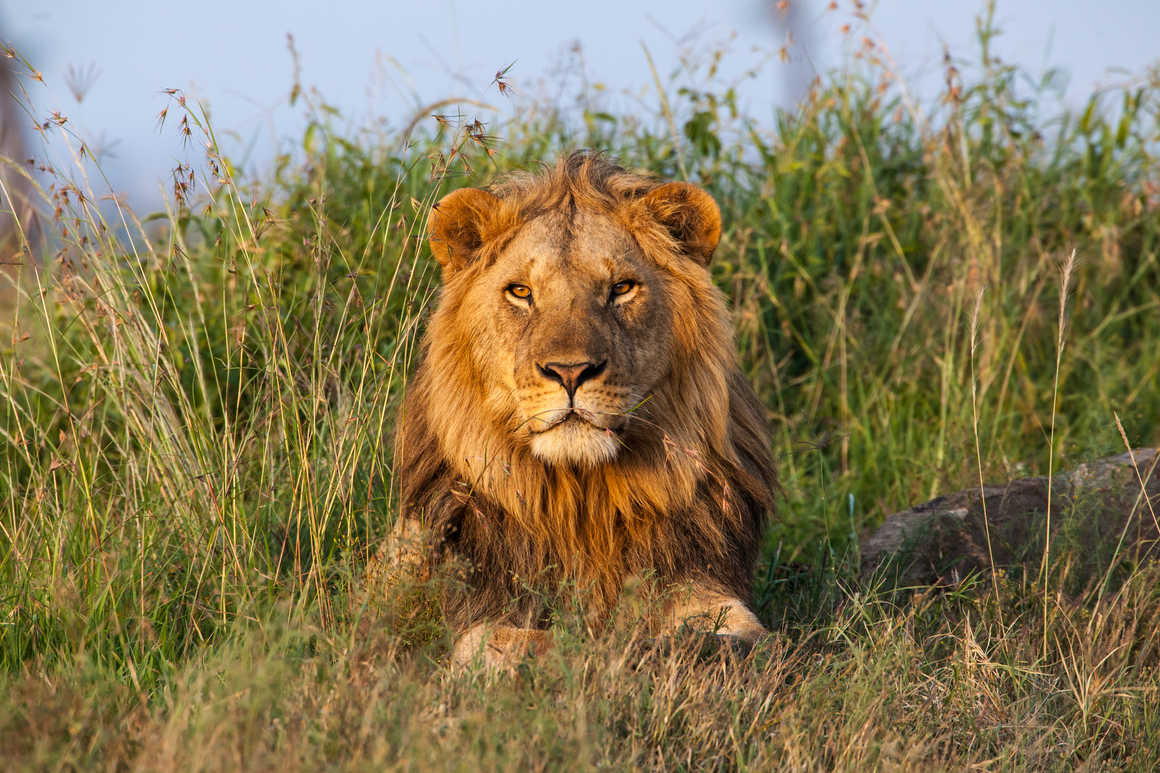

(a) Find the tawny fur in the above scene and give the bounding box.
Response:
[390,152,776,661]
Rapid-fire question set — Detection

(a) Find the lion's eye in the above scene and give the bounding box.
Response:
[610,280,636,299]
[506,283,533,302]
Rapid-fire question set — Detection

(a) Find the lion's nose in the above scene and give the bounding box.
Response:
[537,360,607,399]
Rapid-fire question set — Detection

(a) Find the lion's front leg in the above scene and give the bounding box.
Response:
[661,585,768,646]
[452,624,554,668]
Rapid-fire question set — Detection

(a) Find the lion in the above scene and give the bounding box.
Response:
[387,152,776,667]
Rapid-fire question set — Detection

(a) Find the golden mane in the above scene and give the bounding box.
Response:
[395,153,776,633]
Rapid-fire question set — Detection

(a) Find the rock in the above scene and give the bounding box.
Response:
[860,448,1160,586]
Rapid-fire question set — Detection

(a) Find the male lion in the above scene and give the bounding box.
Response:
[389,152,776,667]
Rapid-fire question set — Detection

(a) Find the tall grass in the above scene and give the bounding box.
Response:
[2,9,1160,768]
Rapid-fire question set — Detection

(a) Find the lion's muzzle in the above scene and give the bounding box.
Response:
[522,357,633,466]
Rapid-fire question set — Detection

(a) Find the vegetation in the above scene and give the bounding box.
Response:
[2,7,1160,768]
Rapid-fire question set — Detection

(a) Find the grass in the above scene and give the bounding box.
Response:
[3,5,1160,768]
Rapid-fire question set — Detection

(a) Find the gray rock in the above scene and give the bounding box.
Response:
[861,448,1160,586]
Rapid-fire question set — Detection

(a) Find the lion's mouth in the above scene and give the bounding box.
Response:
[526,407,626,466]
[530,409,598,434]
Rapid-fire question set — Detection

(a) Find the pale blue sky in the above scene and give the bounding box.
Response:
[2,1,1157,206]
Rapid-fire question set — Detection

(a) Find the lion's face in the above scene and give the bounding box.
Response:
[427,166,722,468]
[468,209,676,465]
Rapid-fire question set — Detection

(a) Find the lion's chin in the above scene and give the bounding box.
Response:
[528,420,620,467]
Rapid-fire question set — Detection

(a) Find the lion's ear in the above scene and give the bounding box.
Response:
[640,182,722,266]
[428,187,501,273]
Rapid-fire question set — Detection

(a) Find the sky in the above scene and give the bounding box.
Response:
[2,0,1157,208]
